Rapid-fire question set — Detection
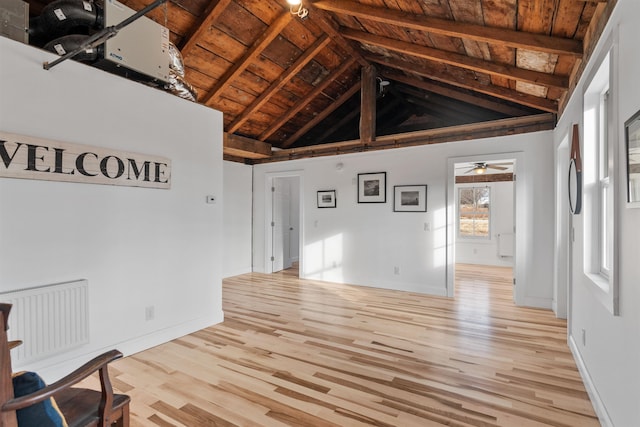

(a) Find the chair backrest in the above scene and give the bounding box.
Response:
[0,303,19,427]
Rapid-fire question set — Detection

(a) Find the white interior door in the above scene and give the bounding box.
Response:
[271,178,286,273]
[287,178,300,266]
[266,172,303,275]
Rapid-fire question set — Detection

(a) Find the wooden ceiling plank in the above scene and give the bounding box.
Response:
[202,12,293,105]
[226,35,332,134]
[224,133,272,159]
[314,0,583,57]
[381,70,529,116]
[258,57,357,141]
[307,4,369,67]
[366,54,558,112]
[260,113,556,163]
[281,82,361,148]
[180,0,234,58]
[343,28,568,90]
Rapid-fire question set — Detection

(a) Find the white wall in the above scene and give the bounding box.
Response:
[455,181,514,267]
[0,38,224,380]
[223,161,253,277]
[253,131,554,303]
[554,0,640,425]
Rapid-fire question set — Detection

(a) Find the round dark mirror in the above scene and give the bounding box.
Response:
[568,158,582,214]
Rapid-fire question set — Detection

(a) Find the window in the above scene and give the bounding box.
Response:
[599,90,612,277]
[458,187,490,238]
[582,45,618,315]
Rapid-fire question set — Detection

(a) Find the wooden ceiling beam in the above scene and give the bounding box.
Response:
[366,54,558,113]
[343,29,568,90]
[202,12,293,105]
[314,0,583,58]
[395,86,494,121]
[258,114,556,163]
[258,57,357,141]
[315,106,361,142]
[224,133,272,159]
[226,35,332,134]
[280,82,361,148]
[456,173,514,184]
[307,4,369,67]
[380,70,530,116]
[360,65,377,144]
[179,0,233,58]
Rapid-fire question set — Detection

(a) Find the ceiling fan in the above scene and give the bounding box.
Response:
[460,162,511,175]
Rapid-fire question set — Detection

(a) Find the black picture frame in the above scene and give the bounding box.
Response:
[394,185,427,212]
[317,190,336,208]
[624,109,640,206]
[357,172,386,203]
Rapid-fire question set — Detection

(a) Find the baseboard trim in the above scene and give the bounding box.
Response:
[568,334,613,427]
[522,296,552,310]
[34,310,224,382]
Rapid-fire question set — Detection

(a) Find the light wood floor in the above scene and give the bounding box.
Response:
[95,264,598,426]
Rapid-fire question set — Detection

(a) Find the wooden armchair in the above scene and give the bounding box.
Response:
[0,303,130,427]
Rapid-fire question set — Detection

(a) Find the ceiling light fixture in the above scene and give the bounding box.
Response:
[474,164,487,174]
[286,0,309,19]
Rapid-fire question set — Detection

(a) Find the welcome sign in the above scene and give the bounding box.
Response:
[0,131,171,189]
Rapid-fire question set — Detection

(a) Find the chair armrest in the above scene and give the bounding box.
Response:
[1,349,122,412]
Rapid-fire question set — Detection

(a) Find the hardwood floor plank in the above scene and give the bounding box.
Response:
[83,264,598,426]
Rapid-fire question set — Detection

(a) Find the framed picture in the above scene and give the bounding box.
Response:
[394,185,427,212]
[358,172,386,203]
[625,110,640,206]
[317,190,336,208]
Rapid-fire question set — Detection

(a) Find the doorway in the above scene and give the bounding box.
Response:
[447,152,526,305]
[265,173,302,275]
[553,134,570,319]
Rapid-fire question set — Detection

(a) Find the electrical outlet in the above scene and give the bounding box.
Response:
[581,328,586,346]
[394,266,400,275]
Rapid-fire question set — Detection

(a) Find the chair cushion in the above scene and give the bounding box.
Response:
[12,371,68,427]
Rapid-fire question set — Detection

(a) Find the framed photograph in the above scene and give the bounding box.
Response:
[625,110,640,206]
[358,172,386,203]
[394,185,427,212]
[317,190,337,208]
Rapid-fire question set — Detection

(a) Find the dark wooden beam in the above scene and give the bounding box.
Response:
[343,29,568,90]
[314,0,583,58]
[366,54,558,113]
[280,82,361,148]
[226,35,332,134]
[257,114,556,163]
[258,57,357,141]
[224,133,272,159]
[381,70,530,116]
[456,173,514,184]
[360,65,377,144]
[202,12,292,105]
[315,106,360,142]
[179,0,233,58]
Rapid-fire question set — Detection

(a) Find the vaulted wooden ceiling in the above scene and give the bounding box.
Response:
[27,0,617,163]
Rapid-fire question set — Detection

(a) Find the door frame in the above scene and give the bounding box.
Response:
[264,171,304,274]
[446,152,526,305]
[554,134,571,319]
